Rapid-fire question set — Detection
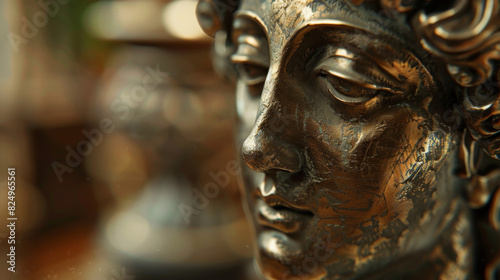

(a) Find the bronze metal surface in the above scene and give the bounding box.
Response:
[197,1,500,279]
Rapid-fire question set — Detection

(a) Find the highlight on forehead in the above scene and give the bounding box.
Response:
[234,0,419,42]
[233,7,378,43]
[233,3,412,58]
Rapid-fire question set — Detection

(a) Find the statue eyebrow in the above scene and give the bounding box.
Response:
[326,47,404,85]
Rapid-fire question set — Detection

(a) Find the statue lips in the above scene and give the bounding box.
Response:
[254,196,315,269]
[256,198,313,234]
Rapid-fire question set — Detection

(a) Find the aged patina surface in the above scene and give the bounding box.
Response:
[197,0,500,279]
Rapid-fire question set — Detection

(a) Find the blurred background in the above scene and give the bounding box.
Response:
[0,0,253,279]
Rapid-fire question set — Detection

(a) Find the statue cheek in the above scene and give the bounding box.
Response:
[344,112,422,177]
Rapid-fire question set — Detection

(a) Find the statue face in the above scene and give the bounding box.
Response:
[232,0,464,279]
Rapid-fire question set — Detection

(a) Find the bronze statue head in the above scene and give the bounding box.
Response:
[197,0,500,279]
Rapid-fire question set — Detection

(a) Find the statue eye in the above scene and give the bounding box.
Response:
[230,34,269,94]
[320,72,381,103]
[235,62,268,86]
[316,54,398,104]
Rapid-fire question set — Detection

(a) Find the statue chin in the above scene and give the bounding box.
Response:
[197,0,500,279]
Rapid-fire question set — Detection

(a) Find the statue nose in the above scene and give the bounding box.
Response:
[242,115,302,174]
